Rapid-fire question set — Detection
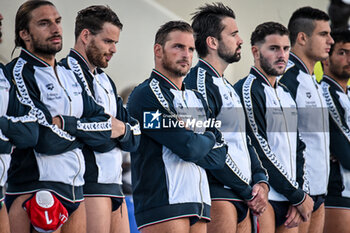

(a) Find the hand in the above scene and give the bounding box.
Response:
[52,116,62,129]
[247,183,269,216]
[110,116,126,138]
[296,194,314,222]
[284,205,301,228]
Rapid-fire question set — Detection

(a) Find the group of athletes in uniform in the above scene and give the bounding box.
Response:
[0,1,349,233]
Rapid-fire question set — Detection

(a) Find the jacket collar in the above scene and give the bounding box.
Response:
[250,66,275,88]
[20,48,55,67]
[289,52,310,75]
[151,69,185,91]
[197,58,222,78]
[69,49,91,72]
[322,74,346,93]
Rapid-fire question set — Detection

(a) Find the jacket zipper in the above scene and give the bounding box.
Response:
[0,156,5,185]
[274,89,294,178]
[181,89,204,217]
[95,75,112,113]
[54,68,72,115]
[71,150,81,202]
[54,67,77,200]
[313,79,329,188]
[196,165,204,218]
[224,78,252,174]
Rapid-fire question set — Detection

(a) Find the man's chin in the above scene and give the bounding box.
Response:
[100,62,108,68]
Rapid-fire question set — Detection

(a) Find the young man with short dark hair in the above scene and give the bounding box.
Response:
[128,20,227,233]
[235,21,314,233]
[280,7,335,233]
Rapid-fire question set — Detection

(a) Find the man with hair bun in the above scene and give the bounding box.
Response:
[185,3,269,233]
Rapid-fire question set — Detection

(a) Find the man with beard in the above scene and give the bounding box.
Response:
[279,7,334,233]
[320,29,350,233]
[61,5,140,233]
[185,3,269,233]
[234,22,314,233]
[5,1,120,233]
[127,21,227,233]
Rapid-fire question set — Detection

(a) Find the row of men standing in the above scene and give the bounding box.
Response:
[0,1,349,233]
[127,3,349,233]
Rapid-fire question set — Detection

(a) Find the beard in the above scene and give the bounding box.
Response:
[86,39,111,68]
[329,59,350,81]
[31,33,62,56]
[162,52,189,77]
[217,40,241,63]
[259,52,286,76]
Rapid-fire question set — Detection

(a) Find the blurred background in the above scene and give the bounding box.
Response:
[0,0,345,94]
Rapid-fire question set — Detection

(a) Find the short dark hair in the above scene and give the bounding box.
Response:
[329,29,350,55]
[288,6,330,46]
[15,0,54,49]
[191,2,236,57]
[251,22,289,46]
[75,5,123,41]
[155,21,193,46]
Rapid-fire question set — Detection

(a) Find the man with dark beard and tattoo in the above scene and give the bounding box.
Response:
[320,29,350,233]
[185,3,269,233]
[60,5,140,233]
[127,21,227,233]
[234,22,314,233]
[5,1,119,233]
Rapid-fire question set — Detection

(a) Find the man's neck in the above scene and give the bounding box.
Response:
[324,71,349,93]
[266,74,277,88]
[291,48,316,75]
[29,50,56,67]
[253,64,277,87]
[73,45,96,73]
[202,54,228,77]
[155,66,183,90]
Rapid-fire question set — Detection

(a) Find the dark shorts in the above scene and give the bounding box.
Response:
[83,182,124,212]
[135,202,211,230]
[209,182,248,223]
[84,195,124,212]
[325,195,350,209]
[311,195,325,212]
[5,192,81,215]
[211,199,248,223]
[270,201,290,227]
[83,182,124,197]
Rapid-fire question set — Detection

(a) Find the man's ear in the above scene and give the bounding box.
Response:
[251,45,260,60]
[80,29,91,45]
[154,43,163,58]
[296,32,308,46]
[19,29,30,43]
[206,36,218,50]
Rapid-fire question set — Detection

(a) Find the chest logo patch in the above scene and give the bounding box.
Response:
[306,92,312,99]
[46,83,54,91]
